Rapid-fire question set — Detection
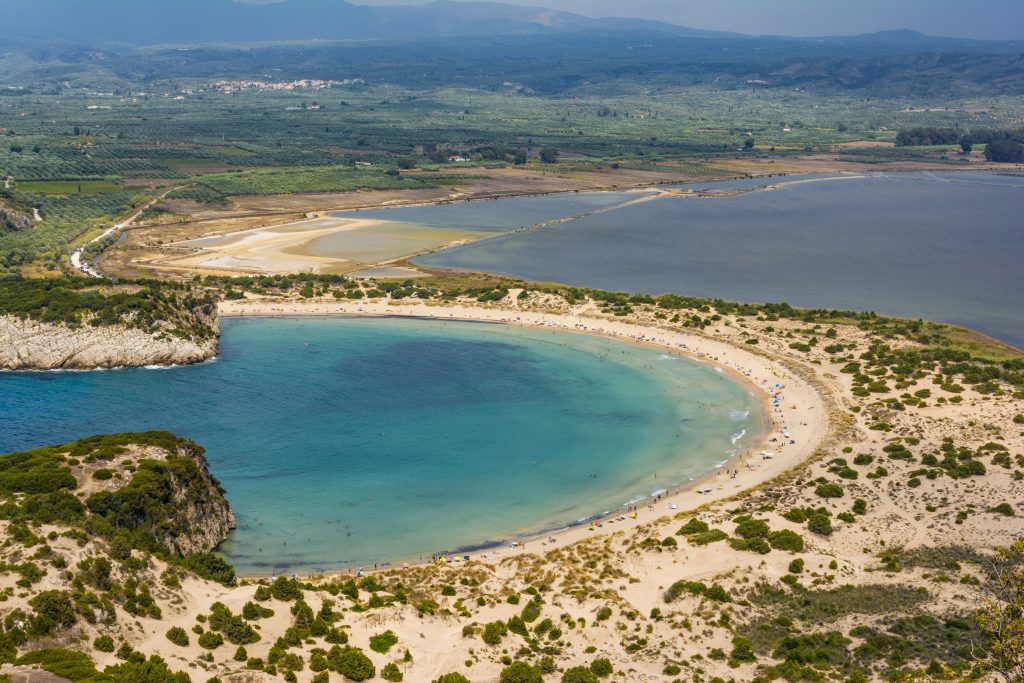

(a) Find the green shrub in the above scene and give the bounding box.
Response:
[730,537,771,554]
[852,499,868,515]
[328,646,375,682]
[730,636,756,662]
[660,536,678,548]
[17,649,102,681]
[838,512,856,523]
[482,621,508,645]
[165,627,189,647]
[92,468,114,480]
[185,553,236,586]
[735,518,770,539]
[677,518,709,535]
[815,483,844,498]
[93,635,115,652]
[270,576,303,601]
[381,662,404,681]
[783,508,808,523]
[433,674,471,683]
[688,529,729,545]
[590,657,613,677]
[500,661,542,683]
[198,631,223,649]
[28,590,76,636]
[521,598,542,623]
[562,666,599,682]
[788,558,805,574]
[990,502,1015,516]
[768,530,805,552]
[415,599,439,615]
[808,512,833,536]
[370,630,398,654]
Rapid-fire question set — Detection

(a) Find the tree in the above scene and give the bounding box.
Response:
[562,666,598,683]
[539,148,559,164]
[986,141,1024,163]
[29,591,76,636]
[328,646,374,682]
[433,674,471,683]
[975,539,1024,683]
[960,136,974,154]
[743,138,755,150]
[500,661,543,683]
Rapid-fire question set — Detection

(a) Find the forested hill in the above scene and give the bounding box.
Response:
[2,31,1022,99]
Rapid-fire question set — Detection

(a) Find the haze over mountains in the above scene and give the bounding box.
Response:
[2,0,1021,49]
[2,0,734,45]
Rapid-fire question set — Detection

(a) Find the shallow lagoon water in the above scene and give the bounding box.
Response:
[1,317,758,574]
[420,171,1024,349]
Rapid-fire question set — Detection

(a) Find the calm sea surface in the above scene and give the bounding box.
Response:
[419,172,1024,349]
[1,317,758,574]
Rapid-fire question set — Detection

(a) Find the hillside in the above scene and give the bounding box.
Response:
[0,278,219,370]
[2,286,1022,682]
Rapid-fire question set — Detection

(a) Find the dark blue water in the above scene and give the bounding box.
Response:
[0,317,757,574]
[419,172,1024,349]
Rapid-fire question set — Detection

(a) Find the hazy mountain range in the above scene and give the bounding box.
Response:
[1,0,1021,49]
[1,0,735,45]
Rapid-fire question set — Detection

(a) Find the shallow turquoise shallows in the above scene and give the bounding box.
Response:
[0,317,759,574]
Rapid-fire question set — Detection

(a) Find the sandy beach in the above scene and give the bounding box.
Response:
[218,296,829,572]
[4,290,1020,683]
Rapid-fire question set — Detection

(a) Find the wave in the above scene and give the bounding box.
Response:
[729,407,750,421]
[730,428,747,445]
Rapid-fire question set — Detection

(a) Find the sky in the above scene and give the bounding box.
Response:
[346,0,1024,40]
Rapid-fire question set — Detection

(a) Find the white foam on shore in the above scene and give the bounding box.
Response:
[730,428,747,444]
[729,407,750,421]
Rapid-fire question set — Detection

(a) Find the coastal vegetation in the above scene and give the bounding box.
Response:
[0,276,217,344]
[2,275,1022,680]
[1,11,1023,680]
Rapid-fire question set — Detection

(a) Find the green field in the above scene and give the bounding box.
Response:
[15,180,122,195]
[194,166,462,196]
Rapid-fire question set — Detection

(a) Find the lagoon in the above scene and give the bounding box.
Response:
[419,172,1024,349]
[0,317,758,574]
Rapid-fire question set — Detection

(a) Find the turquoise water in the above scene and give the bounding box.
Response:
[0,317,758,575]
[418,171,1024,349]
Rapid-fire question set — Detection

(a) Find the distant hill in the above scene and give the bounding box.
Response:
[0,0,736,45]
[1,0,1022,97]
[5,0,1020,50]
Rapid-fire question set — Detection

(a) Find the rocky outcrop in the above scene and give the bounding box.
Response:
[157,440,237,556]
[0,203,32,234]
[0,315,218,371]
[68,434,237,556]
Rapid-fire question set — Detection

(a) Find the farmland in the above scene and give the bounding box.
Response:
[1,33,1023,277]
[15,179,122,195]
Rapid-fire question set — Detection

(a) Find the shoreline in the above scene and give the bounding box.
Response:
[217,298,829,577]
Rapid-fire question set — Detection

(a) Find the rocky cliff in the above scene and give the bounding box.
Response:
[141,438,237,556]
[0,315,218,370]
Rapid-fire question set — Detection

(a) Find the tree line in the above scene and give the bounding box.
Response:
[896,126,1024,162]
